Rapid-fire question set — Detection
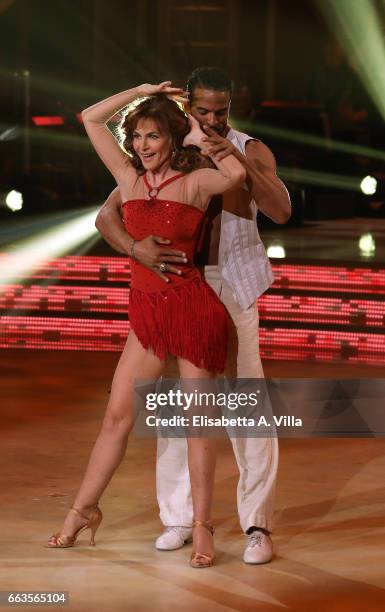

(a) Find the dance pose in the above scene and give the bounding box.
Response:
[46,82,245,568]
[95,67,291,564]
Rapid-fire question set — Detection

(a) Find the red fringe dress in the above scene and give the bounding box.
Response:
[122,173,228,373]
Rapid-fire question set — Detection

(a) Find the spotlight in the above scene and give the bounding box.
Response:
[5,190,23,212]
[267,243,286,259]
[360,175,377,196]
[359,173,385,216]
[359,233,375,257]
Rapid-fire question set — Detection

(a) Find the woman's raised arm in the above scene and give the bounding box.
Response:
[183,116,246,200]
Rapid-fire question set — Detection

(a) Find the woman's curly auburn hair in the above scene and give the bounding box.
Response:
[119,94,207,175]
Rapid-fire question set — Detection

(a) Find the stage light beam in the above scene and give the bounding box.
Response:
[316,0,385,121]
[278,166,360,191]
[0,207,99,286]
[232,118,385,163]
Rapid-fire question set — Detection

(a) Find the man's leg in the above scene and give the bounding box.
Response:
[155,424,193,550]
[220,280,278,561]
[156,437,193,527]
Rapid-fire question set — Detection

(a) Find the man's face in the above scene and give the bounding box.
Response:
[186,87,231,136]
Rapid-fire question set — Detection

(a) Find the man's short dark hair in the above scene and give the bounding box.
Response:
[187,66,234,100]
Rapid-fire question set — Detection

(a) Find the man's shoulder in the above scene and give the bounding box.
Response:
[227,126,254,140]
[227,126,261,150]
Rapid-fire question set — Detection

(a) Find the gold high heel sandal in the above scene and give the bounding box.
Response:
[190,519,215,568]
[46,505,102,548]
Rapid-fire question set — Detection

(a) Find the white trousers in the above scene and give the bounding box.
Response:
[156,266,278,532]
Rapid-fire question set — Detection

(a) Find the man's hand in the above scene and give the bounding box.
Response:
[134,235,188,283]
[203,127,238,160]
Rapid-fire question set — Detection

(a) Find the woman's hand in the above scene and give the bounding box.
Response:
[138,81,188,99]
[183,114,208,151]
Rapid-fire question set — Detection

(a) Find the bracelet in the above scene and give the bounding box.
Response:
[130,239,137,260]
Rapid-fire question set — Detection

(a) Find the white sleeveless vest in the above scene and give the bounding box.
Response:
[218,127,274,309]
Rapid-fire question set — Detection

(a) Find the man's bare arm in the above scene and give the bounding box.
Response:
[204,129,291,224]
[95,188,188,282]
[243,140,291,224]
[95,187,130,254]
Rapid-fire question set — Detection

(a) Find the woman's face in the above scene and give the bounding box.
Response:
[132,118,172,172]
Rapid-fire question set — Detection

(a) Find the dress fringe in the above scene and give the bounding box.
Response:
[129,276,228,373]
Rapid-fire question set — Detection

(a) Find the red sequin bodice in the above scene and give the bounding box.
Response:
[122,198,204,292]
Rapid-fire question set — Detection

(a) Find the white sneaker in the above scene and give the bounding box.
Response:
[155,526,193,551]
[243,531,274,564]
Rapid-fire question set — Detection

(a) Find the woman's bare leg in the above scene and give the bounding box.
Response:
[52,331,164,539]
[177,357,216,557]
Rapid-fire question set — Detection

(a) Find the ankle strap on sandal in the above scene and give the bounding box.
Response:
[192,519,214,535]
[70,506,98,521]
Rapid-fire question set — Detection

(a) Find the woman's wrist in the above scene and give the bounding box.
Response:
[135,84,149,98]
[188,133,208,151]
[82,86,144,124]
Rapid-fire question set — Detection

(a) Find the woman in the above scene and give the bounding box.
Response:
[46,81,245,568]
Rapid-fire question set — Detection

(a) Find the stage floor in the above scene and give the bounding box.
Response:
[1,350,385,611]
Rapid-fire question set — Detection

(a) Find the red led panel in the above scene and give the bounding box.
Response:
[2,286,385,329]
[271,263,385,294]
[260,327,385,365]
[32,116,65,126]
[0,317,130,351]
[1,256,385,365]
[1,255,384,294]
[1,318,385,365]
[0,255,131,283]
[258,294,385,327]
[1,285,129,313]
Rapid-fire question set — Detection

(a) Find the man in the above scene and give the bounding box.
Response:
[95,67,291,563]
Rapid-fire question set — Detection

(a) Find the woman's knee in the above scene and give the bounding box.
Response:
[102,409,133,436]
